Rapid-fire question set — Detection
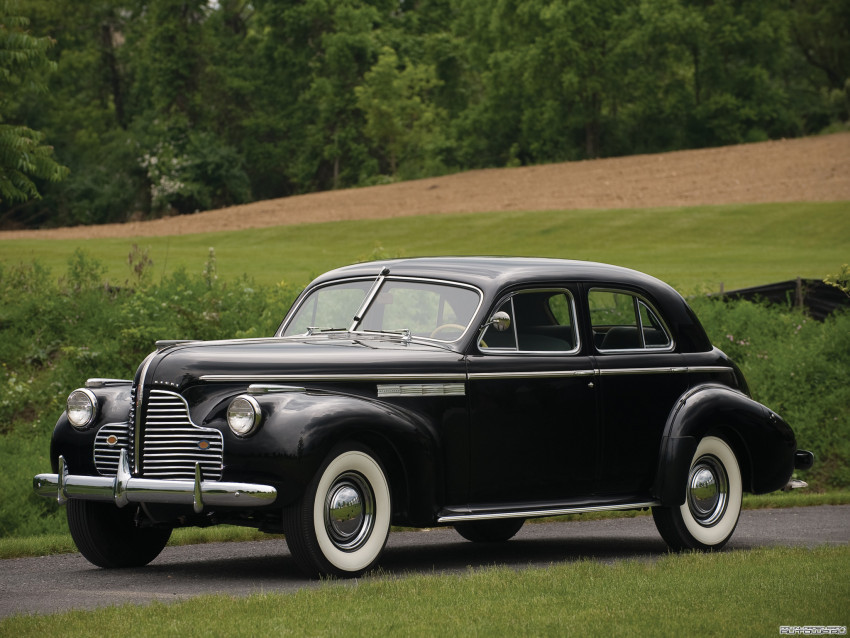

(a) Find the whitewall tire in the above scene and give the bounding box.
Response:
[653,435,743,551]
[284,444,391,578]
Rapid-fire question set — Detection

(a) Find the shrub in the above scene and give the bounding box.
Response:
[690,297,850,487]
[0,250,300,537]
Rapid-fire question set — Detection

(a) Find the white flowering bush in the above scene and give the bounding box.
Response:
[139,130,251,214]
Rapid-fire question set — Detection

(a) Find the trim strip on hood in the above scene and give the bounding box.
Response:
[199,373,468,383]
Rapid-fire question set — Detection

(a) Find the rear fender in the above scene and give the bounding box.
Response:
[653,384,796,506]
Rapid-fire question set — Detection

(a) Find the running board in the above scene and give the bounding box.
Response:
[437,499,661,524]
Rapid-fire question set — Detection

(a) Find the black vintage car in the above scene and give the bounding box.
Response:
[34,257,813,577]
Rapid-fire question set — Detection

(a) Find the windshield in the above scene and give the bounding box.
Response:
[282,278,481,342]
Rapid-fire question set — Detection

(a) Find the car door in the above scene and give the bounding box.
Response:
[465,288,599,504]
[587,288,689,495]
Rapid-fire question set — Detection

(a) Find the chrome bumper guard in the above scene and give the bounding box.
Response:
[33,449,277,514]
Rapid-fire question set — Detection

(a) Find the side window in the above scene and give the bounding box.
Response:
[479,290,577,353]
[589,289,672,351]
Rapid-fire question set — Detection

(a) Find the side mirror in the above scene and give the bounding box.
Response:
[484,311,511,333]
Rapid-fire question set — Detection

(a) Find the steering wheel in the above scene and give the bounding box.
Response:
[429,323,466,340]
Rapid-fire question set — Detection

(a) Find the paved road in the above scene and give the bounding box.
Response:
[1,505,847,618]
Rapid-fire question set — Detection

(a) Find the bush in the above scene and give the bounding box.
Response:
[690,297,850,487]
[0,250,300,537]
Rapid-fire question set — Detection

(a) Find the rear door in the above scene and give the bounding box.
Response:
[587,288,688,495]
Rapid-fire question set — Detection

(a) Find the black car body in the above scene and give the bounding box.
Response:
[34,257,813,577]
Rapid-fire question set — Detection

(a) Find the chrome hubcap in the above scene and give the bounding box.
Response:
[324,472,375,551]
[687,455,728,527]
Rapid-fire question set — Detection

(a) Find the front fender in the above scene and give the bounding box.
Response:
[50,383,133,474]
[653,384,797,506]
[219,390,443,520]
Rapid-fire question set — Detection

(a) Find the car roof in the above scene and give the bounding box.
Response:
[312,257,676,296]
[303,257,712,353]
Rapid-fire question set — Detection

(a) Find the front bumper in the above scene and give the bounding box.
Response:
[33,449,277,514]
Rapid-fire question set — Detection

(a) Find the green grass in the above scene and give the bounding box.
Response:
[2,491,847,560]
[2,202,848,292]
[1,546,847,635]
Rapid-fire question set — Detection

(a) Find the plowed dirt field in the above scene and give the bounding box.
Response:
[3,133,849,240]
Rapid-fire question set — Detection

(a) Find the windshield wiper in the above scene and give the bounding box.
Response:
[349,266,390,331]
[305,327,349,336]
[357,328,412,343]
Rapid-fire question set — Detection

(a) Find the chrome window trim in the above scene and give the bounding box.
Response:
[477,288,581,356]
[278,275,484,344]
[589,287,676,353]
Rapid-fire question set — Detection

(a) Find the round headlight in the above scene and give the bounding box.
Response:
[67,388,97,430]
[227,395,261,437]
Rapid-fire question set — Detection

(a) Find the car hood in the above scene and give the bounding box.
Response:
[145,337,467,390]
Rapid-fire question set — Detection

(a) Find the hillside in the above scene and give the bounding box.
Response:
[2,133,849,241]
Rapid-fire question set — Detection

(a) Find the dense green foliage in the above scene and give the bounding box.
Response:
[0,0,68,203]
[0,249,847,538]
[1,546,848,634]
[0,250,301,537]
[1,0,848,228]
[690,296,850,487]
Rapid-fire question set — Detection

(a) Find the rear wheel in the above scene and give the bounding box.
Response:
[455,518,525,543]
[66,500,172,568]
[284,444,391,578]
[652,435,742,551]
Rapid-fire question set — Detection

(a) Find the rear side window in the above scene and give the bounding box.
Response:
[589,289,672,351]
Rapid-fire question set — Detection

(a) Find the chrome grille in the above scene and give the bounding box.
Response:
[94,422,131,475]
[141,389,223,480]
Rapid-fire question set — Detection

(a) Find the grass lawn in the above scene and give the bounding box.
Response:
[1,201,847,293]
[1,545,847,635]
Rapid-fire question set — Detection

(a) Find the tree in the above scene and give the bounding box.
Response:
[355,46,446,177]
[0,0,68,205]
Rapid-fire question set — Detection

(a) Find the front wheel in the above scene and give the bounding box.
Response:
[67,500,172,568]
[652,435,742,551]
[283,444,391,578]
